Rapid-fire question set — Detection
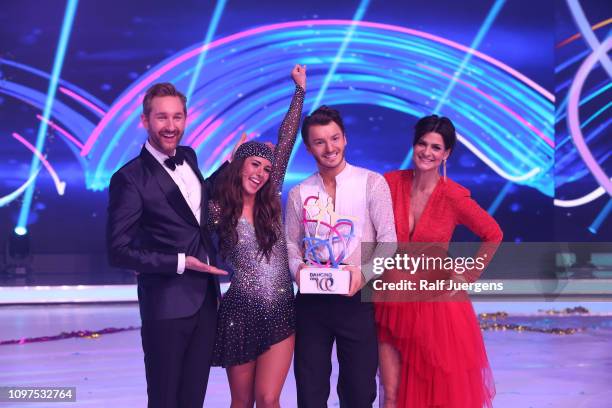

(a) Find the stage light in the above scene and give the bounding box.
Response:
[8,230,30,259]
[4,229,33,282]
[14,226,28,236]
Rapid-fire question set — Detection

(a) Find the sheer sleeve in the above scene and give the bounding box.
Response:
[270,85,305,192]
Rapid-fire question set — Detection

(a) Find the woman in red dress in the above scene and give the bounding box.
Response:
[374,115,502,408]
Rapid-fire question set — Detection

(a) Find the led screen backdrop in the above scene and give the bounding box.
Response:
[0,0,609,279]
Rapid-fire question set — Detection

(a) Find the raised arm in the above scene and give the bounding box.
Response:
[270,64,306,191]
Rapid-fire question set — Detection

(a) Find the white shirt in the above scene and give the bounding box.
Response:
[145,140,203,274]
[285,162,397,282]
[297,163,368,268]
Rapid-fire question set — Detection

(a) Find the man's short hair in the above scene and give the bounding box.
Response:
[142,82,187,117]
[300,105,345,146]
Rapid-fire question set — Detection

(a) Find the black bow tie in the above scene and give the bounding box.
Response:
[164,151,184,171]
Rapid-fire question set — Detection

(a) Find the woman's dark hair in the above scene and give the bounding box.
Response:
[301,105,345,146]
[413,115,456,154]
[213,157,281,261]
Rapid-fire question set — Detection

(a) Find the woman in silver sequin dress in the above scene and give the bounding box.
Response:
[208,65,306,407]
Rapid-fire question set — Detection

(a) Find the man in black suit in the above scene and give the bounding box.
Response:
[107,83,227,408]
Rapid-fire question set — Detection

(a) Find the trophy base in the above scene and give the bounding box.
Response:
[299,266,350,294]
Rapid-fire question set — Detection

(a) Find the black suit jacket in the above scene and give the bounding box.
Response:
[107,145,221,320]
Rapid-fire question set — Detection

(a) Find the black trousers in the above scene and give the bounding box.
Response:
[294,291,379,408]
[141,282,217,408]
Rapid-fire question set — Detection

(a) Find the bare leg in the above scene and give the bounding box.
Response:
[254,335,295,408]
[227,360,257,408]
[378,342,401,408]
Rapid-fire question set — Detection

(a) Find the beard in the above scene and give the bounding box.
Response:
[150,128,184,144]
[155,127,182,140]
[146,126,185,156]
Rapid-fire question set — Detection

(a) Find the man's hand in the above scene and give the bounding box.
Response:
[295,263,308,289]
[291,64,306,90]
[186,256,228,275]
[344,265,365,297]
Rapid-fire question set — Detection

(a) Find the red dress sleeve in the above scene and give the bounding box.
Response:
[449,183,503,282]
[453,190,503,243]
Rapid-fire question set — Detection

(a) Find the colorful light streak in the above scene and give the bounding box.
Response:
[12,132,66,196]
[566,37,612,196]
[186,0,227,101]
[82,20,553,196]
[58,86,106,117]
[566,0,612,78]
[0,169,41,208]
[434,0,506,114]
[588,199,612,234]
[35,114,84,149]
[287,0,371,167]
[16,0,78,232]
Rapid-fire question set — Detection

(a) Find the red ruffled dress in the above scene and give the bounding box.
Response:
[374,170,502,408]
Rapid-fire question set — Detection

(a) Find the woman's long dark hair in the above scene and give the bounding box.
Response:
[213,157,282,261]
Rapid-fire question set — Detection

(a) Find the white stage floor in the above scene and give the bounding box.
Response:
[1,302,611,407]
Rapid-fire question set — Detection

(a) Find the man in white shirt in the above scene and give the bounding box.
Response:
[285,106,397,407]
[107,83,226,408]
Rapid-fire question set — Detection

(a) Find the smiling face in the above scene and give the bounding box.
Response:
[141,95,186,156]
[305,122,347,172]
[412,131,450,172]
[240,156,272,197]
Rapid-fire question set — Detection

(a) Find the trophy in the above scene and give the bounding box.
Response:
[300,193,356,294]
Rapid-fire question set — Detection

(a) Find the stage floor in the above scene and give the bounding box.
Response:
[1,302,611,407]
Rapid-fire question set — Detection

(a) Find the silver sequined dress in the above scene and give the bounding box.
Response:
[210,85,304,367]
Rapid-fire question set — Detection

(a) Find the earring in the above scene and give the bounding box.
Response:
[443,159,447,182]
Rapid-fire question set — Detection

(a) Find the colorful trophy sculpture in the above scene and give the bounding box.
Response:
[300,193,356,294]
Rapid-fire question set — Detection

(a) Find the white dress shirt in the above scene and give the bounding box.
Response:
[285,162,397,282]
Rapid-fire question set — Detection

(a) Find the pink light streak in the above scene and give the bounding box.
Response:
[189,97,209,113]
[187,99,208,117]
[185,116,214,145]
[119,94,145,122]
[185,110,203,129]
[59,87,106,117]
[36,114,84,149]
[419,64,554,148]
[567,38,612,195]
[81,20,553,157]
[203,126,245,169]
[12,132,66,195]
[191,118,224,148]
